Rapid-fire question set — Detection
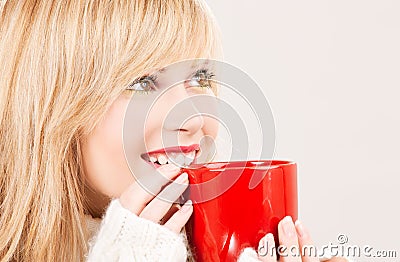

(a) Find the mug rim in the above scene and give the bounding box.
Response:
[186,159,296,171]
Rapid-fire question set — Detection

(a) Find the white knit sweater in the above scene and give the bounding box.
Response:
[85,199,350,261]
[86,199,188,261]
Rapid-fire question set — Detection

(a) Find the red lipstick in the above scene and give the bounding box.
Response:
[140,144,200,167]
[145,144,200,155]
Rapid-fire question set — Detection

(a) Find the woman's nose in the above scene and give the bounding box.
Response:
[176,109,204,135]
[161,86,204,135]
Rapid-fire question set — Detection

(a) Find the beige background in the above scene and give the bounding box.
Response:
[207,0,400,260]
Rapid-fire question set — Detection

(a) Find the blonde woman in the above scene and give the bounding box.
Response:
[0,1,347,261]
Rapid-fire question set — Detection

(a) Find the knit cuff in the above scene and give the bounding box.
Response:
[87,199,187,262]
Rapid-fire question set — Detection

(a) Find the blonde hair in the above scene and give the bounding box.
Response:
[0,0,222,261]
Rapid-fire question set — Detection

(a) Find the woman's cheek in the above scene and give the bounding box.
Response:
[81,130,135,198]
[203,116,219,139]
[82,97,135,197]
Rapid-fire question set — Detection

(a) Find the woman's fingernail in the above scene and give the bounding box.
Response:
[258,237,266,255]
[282,216,295,237]
[264,233,275,248]
[265,233,274,242]
[258,233,274,257]
[181,200,192,212]
[295,220,306,238]
[175,172,188,183]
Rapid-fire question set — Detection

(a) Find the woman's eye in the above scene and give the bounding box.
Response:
[126,76,157,93]
[187,69,215,89]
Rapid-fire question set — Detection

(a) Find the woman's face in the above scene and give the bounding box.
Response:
[81,63,219,210]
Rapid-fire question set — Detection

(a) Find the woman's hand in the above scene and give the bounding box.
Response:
[119,164,192,234]
[256,217,347,262]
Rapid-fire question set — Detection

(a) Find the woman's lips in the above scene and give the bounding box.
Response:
[141,144,200,167]
[144,144,200,155]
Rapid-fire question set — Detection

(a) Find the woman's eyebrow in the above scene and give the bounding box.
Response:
[155,68,167,74]
[148,68,166,79]
[148,62,212,80]
[191,61,210,70]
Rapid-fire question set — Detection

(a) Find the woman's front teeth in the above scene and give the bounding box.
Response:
[186,151,195,160]
[157,154,168,165]
[170,152,195,166]
[149,151,196,166]
[184,151,195,165]
[174,154,185,166]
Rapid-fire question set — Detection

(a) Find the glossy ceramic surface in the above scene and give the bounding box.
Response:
[182,160,298,262]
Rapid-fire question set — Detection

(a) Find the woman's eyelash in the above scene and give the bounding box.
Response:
[127,74,158,93]
[189,68,215,88]
[193,68,215,80]
[126,68,216,93]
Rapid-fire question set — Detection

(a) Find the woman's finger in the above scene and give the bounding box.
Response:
[163,200,193,234]
[278,216,302,262]
[257,233,277,262]
[139,172,189,222]
[159,204,181,225]
[119,164,181,215]
[294,220,319,262]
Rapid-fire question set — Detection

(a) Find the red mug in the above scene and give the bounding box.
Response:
[182,160,298,262]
